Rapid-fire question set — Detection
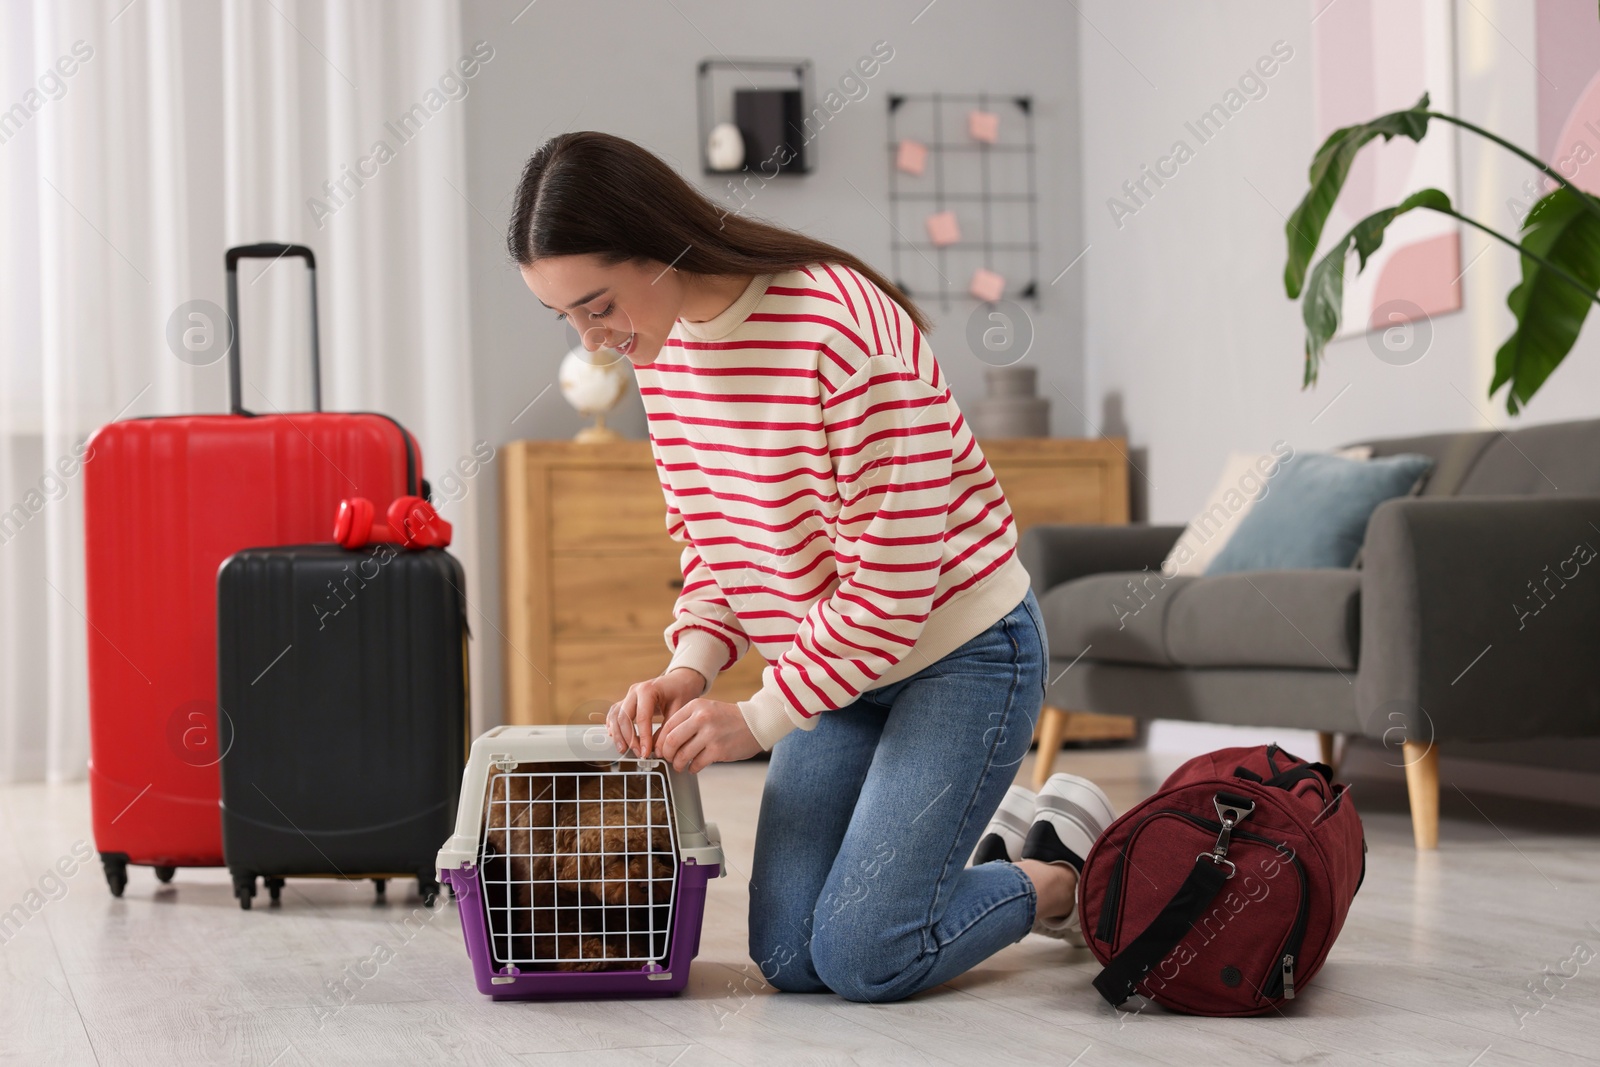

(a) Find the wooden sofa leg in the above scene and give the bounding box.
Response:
[1402,741,1440,850]
[1318,731,1339,777]
[1033,706,1070,790]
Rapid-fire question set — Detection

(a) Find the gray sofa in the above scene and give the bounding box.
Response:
[1020,417,1600,848]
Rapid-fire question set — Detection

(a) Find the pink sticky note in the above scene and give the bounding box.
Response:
[896,139,928,176]
[969,267,1006,302]
[925,211,961,247]
[968,110,999,143]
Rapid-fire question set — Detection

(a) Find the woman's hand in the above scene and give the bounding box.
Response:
[608,667,705,757]
[656,698,763,773]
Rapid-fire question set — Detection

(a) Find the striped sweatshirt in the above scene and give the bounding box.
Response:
[638,264,1032,750]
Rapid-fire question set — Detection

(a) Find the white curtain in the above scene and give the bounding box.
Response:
[0,0,478,783]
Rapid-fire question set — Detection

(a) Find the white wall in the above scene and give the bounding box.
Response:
[460,0,1085,724]
[1078,0,1600,528]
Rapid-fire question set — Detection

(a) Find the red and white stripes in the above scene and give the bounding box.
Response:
[638,264,1031,749]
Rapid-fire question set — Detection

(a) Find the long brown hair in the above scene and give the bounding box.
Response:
[507,131,932,333]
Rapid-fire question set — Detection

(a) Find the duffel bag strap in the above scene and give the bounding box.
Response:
[1091,791,1256,1009]
[1091,855,1232,1006]
[1234,762,1333,788]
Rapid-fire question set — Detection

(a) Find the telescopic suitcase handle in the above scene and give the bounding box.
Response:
[225,243,322,416]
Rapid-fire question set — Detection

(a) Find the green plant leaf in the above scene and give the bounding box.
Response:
[1301,188,1454,386]
[1284,93,1433,299]
[1491,185,1600,413]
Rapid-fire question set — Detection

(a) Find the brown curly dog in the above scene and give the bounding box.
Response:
[481,761,677,972]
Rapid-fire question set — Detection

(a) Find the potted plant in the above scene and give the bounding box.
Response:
[1282,92,1600,414]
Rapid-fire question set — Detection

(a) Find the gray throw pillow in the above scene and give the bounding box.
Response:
[1205,452,1435,574]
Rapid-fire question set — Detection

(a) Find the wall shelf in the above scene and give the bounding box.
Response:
[696,57,815,177]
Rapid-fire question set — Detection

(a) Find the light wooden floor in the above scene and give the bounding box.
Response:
[3,747,1599,1066]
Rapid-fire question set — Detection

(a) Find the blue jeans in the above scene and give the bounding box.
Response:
[747,588,1049,1003]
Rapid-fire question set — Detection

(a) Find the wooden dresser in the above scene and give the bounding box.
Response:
[500,437,1133,733]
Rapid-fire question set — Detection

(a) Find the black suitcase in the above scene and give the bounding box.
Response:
[217,543,469,909]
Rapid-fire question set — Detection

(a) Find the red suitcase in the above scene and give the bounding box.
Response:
[84,244,426,896]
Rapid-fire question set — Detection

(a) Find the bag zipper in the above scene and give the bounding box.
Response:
[1094,809,1161,943]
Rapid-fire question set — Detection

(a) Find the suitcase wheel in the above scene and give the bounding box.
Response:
[154,866,176,884]
[100,853,129,898]
[232,872,257,911]
[373,878,387,902]
[265,878,285,906]
[418,875,440,908]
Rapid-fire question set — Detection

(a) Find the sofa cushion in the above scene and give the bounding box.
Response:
[1355,417,1600,496]
[1165,569,1361,671]
[1041,569,1360,671]
[1040,572,1197,667]
[1205,452,1433,574]
[1453,418,1600,495]
[1159,448,1282,577]
[1355,429,1494,497]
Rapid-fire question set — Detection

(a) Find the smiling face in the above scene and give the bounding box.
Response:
[520,255,686,367]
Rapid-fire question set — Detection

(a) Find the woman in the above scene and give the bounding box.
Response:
[507,131,1116,1003]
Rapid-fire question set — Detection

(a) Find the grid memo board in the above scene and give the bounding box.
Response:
[886,93,1040,313]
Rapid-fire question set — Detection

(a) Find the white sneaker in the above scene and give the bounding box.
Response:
[1022,773,1116,945]
[971,783,1036,866]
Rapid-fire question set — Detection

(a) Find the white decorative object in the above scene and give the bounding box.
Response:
[706,121,745,172]
[558,346,628,443]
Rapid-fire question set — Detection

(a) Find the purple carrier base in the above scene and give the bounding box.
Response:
[442,859,719,1000]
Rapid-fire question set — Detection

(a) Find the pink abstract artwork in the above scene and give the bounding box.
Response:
[896,139,928,175]
[1536,0,1600,197]
[1311,0,1461,334]
[925,211,961,246]
[1369,235,1461,329]
[968,110,999,143]
[969,268,1006,302]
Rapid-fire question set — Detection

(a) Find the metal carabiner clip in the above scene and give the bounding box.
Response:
[1200,794,1256,877]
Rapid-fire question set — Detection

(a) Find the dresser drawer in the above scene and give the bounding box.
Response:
[707,651,767,704]
[551,640,769,726]
[548,467,671,549]
[991,462,1109,529]
[551,551,683,638]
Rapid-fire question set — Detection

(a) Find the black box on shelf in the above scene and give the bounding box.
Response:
[735,88,808,174]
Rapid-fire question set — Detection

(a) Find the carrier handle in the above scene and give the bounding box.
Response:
[225,243,322,415]
[664,763,711,849]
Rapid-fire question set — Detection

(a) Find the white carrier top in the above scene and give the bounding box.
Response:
[436,724,724,877]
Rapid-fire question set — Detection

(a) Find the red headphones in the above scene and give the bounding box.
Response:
[334,495,453,550]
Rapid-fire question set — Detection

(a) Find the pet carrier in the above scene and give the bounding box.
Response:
[437,725,724,999]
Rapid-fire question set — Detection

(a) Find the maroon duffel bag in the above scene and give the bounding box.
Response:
[1079,743,1366,1016]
